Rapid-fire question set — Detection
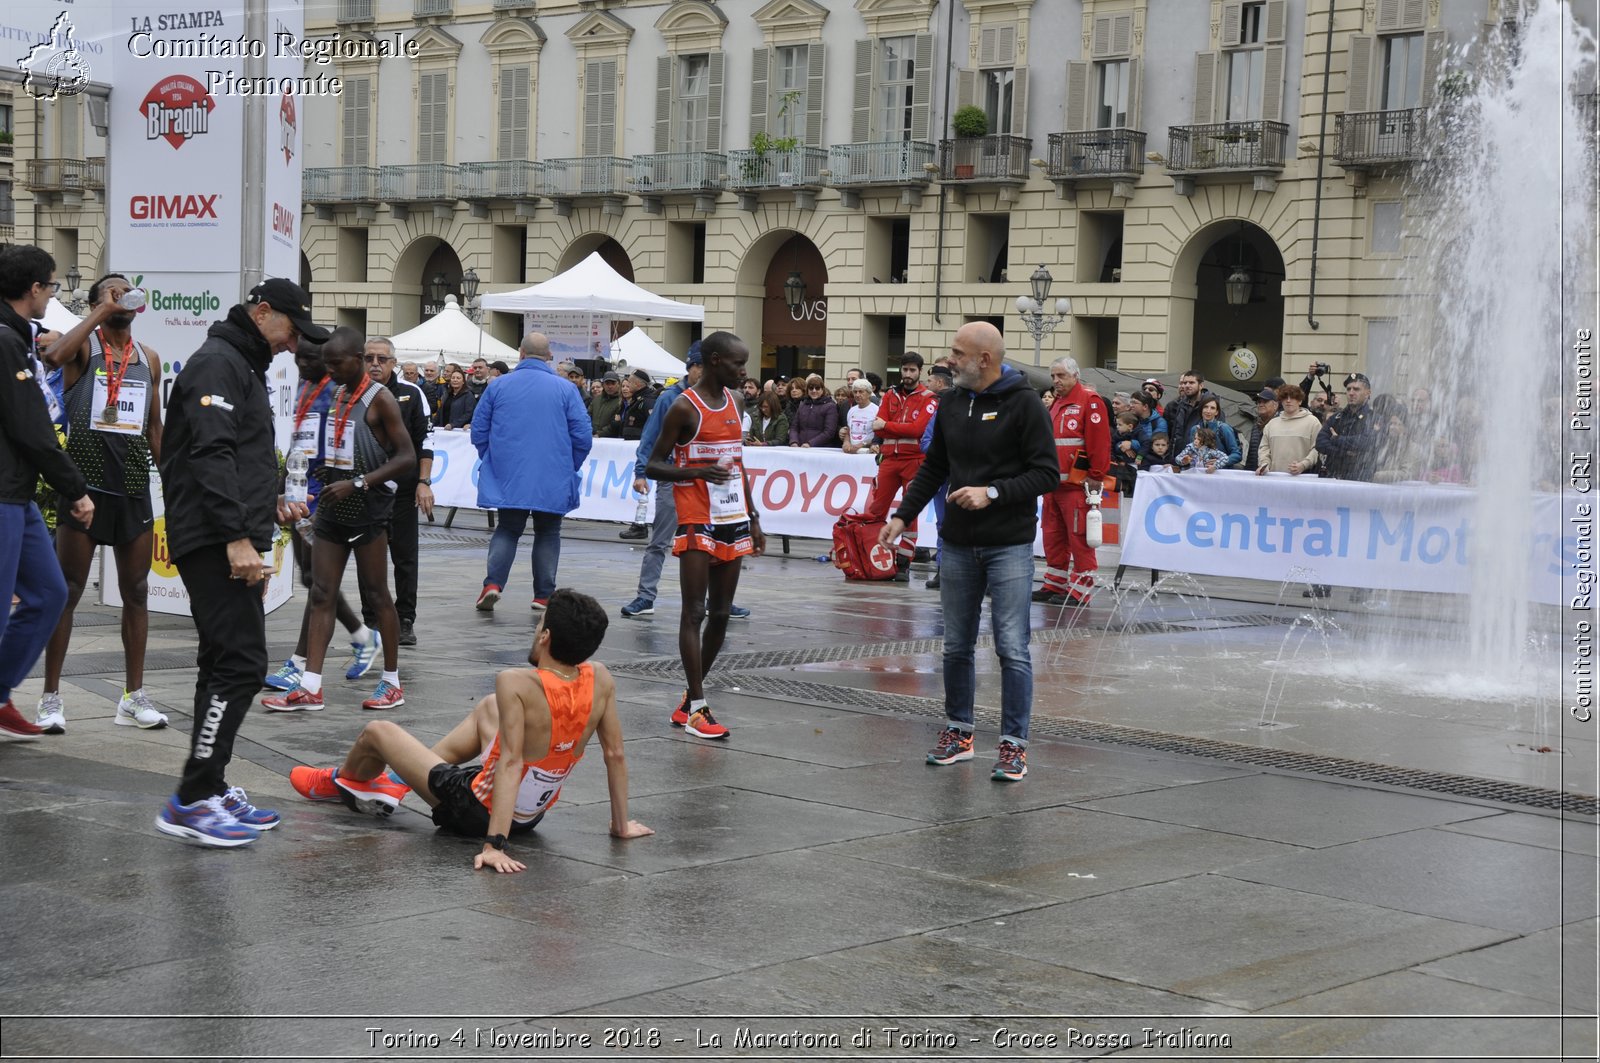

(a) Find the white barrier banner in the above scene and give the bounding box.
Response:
[101,467,294,616]
[1121,470,1568,603]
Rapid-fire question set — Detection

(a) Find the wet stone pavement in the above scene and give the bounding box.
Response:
[2,516,1595,1061]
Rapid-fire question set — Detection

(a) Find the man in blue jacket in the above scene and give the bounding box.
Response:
[474,332,592,611]
[619,342,748,621]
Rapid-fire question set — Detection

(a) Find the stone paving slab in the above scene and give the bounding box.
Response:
[1222,828,1598,934]
[931,875,1514,1011]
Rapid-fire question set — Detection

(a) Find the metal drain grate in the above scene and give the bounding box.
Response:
[613,613,1285,678]
[611,669,1598,816]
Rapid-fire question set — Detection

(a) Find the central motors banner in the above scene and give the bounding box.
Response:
[1120,471,1568,603]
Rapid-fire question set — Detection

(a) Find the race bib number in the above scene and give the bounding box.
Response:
[326,426,355,470]
[514,765,569,821]
[291,419,321,460]
[688,441,747,524]
[90,372,149,435]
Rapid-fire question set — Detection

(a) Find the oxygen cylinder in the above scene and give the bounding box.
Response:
[1084,483,1104,549]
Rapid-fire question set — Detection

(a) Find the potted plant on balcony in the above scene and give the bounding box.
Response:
[744,91,803,186]
[0,131,12,157]
[951,105,988,178]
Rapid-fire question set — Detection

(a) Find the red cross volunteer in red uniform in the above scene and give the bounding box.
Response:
[1039,357,1111,605]
[863,351,938,577]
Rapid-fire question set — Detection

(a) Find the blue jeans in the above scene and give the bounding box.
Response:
[634,483,677,603]
[0,503,69,703]
[938,541,1035,745]
[485,509,563,599]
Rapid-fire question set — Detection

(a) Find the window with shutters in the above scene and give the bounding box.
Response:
[877,35,916,140]
[341,76,371,166]
[678,54,709,151]
[0,102,12,136]
[1097,60,1129,128]
[56,95,81,158]
[0,181,13,227]
[497,65,531,161]
[583,58,618,156]
[774,46,807,140]
[417,71,449,163]
[984,68,1014,135]
[1225,2,1266,120]
[1380,33,1424,110]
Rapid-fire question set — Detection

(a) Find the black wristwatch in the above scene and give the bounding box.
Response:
[419,476,432,486]
[486,833,508,851]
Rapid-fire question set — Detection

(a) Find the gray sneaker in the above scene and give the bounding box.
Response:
[36,692,65,734]
[116,689,169,729]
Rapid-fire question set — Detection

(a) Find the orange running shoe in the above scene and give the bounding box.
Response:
[335,773,409,816]
[669,691,690,728]
[263,688,324,712]
[290,765,341,802]
[684,707,730,740]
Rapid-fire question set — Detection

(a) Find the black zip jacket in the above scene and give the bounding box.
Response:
[0,302,86,505]
[384,374,433,486]
[158,306,279,559]
[895,366,1059,547]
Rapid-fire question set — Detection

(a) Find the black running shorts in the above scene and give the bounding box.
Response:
[426,763,543,838]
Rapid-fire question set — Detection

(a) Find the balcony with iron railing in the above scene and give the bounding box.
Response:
[1167,120,1289,173]
[380,163,460,203]
[938,135,1032,184]
[726,145,827,190]
[1046,129,1145,179]
[303,166,382,203]
[542,156,630,201]
[413,0,451,17]
[458,160,543,200]
[335,0,373,23]
[1335,109,1425,169]
[0,139,12,159]
[633,151,726,194]
[828,140,936,186]
[492,0,535,10]
[25,158,101,196]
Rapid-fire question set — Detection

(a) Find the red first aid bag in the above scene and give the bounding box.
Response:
[831,511,898,581]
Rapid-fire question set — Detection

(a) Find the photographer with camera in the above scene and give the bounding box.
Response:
[1299,362,1338,422]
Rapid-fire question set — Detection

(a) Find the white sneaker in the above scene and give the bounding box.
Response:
[36,692,65,734]
[116,689,169,729]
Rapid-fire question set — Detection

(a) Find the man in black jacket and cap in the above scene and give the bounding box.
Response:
[880,321,1059,783]
[0,244,94,738]
[154,278,325,847]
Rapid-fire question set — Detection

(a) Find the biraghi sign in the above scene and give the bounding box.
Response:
[141,74,215,148]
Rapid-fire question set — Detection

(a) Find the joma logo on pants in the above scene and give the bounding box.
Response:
[193,695,226,759]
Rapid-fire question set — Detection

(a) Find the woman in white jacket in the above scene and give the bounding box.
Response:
[1256,383,1323,475]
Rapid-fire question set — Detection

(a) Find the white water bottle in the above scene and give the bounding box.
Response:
[632,497,648,525]
[1084,484,1103,549]
[285,449,309,506]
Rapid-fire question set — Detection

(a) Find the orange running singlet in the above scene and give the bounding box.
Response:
[470,663,595,822]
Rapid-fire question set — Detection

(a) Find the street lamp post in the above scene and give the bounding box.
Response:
[64,264,87,314]
[1015,264,1072,366]
[460,267,481,323]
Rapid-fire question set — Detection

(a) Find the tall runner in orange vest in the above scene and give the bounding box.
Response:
[288,588,652,873]
[644,331,766,740]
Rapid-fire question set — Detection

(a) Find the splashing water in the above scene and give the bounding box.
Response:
[1388,0,1595,665]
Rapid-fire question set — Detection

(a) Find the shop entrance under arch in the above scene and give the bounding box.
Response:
[1168,220,1286,390]
[392,236,464,333]
[734,230,827,382]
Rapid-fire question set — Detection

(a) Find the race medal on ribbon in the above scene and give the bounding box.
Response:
[101,403,120,424]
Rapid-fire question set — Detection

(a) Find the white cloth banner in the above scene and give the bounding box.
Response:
[428,434,1081,555]
[1121,470,1567,603]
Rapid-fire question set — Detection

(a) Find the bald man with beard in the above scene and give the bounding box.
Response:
[880,322,1058,782]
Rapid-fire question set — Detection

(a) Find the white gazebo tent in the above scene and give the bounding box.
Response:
[479,252,705,321]
[41,297,82,333]
[387,295,519,364]
[609,327,687,381]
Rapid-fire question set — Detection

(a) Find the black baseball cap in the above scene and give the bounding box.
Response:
[930,364,953,380]
[1256,387,1279,402]
[247,278,328,342]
